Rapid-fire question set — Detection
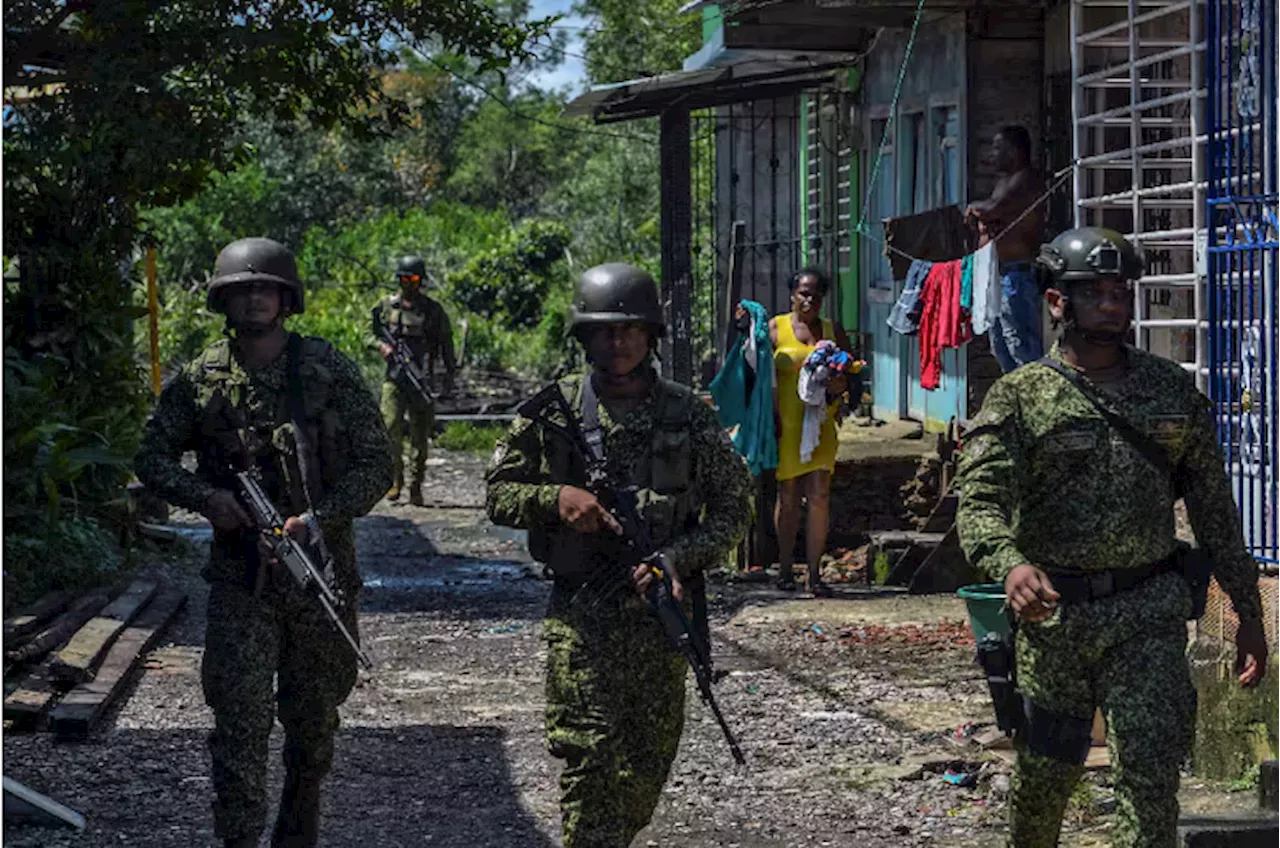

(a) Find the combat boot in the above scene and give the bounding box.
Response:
[386,471,403,502]
[409,485,424,507]
[270,771,322,848]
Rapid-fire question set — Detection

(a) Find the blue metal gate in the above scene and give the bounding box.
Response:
[1206,0,1278,567]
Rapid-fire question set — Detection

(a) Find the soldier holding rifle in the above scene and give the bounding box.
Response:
[486,263,751,847]
[135,237,392,848]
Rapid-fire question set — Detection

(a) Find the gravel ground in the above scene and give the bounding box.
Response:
[4,449,1216,847]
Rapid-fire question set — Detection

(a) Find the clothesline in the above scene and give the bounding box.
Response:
[854,164,1076,269]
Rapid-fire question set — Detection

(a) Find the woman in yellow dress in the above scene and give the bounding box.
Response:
[770,268,853,594]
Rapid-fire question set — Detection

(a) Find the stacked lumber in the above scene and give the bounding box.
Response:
[3,579,185,736]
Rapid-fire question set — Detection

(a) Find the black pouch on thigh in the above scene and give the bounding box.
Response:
[1021,697,1093,765]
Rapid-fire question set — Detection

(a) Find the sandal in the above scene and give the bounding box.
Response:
[811,582,835,599]
[776,572,798,591]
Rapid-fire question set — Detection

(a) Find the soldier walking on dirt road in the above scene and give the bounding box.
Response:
[955,227,1268,848]
[485,263,752,847]
[135,237,392,848]
[372,254,457,506]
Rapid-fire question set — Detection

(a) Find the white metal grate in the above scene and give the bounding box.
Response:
[1071,0,1208,386]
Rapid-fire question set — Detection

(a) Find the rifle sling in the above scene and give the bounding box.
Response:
[1036,356,1180,488]
[284,333,321,512]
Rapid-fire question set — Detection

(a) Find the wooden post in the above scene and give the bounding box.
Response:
[660,107,693,385]
[146,247,161,397]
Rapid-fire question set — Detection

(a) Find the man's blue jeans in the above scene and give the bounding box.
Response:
[990,262,1044,373]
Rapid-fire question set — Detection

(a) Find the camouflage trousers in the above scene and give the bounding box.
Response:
[1010,573,1196,848]
[544,585,688,848]
[380,380,434,487]
[202,573,360,842]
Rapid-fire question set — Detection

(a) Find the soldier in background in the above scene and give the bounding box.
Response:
[485,263,751,847]
[372,255,456,505]
[135,238,392,848]
[955,227,1267,848]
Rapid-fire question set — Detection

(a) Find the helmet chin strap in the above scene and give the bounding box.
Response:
[1062,298,1127,347]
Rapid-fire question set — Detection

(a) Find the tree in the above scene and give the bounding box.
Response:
[2,1,546,536]
[571,0,702,85]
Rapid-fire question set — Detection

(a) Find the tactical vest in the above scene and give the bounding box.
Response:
[528,376,702,581]
[191,336,350,517]
[384,293,429,340]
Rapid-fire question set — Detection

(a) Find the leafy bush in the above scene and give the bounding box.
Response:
[435,421,507,455]
[3,516,126,615]
[446,218,571,328]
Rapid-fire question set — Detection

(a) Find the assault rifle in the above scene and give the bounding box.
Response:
[235,468,373,669]
[373,312,435,404]
[518,383,747,765]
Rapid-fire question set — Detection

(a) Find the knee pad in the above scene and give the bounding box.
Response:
[1021,697,1093,765]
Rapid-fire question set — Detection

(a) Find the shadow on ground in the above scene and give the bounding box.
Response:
[3,724,555,848]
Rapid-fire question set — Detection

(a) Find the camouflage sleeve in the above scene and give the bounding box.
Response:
[665,400,751,579]
[955,380,1029,584]
[484,416,562,529]
[1179,394,1263,624]
[134,368,218,514]
[312,350,393,523]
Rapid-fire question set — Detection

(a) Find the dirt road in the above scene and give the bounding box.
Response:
[6,450,1224,848]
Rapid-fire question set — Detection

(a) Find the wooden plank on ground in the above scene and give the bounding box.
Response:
[50,580,157,686]
[51,589,186,740]
[5,660,64,730]
[3,590,74,647]
[5,591,111,669]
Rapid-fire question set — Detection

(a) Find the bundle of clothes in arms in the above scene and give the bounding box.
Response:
[796,341,855,462]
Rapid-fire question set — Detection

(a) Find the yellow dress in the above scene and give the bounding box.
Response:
[774,313,839,481]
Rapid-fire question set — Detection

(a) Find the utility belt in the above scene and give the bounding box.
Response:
[977,544,1213,763]
[1044,543,1212,617]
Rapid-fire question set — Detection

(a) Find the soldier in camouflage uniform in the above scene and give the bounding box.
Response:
[485,263,751,848]
[955,227,1268,848]
[371,255,457,505]
[135,238,392,848]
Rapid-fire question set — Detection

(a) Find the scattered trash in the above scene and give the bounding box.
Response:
[800,711,860,721]
[483,624,523,634]
[953,722,979,740]
[942,769,977,787]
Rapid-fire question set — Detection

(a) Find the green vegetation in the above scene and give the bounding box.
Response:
[435,423,508,456]
[3,0,701,607]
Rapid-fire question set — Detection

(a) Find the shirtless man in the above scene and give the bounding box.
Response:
[966,125,1047,372]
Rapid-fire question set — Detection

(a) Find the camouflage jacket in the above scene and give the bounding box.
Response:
[485,370,751,580]
[135,334,391,579]
[956,342,1262,624]
[369,292,456,381]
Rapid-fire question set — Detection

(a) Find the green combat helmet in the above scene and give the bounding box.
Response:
[1035,227,1145,286]
[207,237,304,315]
[395,255,428,284]
[568,263,666,340]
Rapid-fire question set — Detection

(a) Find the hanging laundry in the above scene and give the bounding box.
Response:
[887,259,933,336]
[883,205,974,282]
[970,242,1001,335]
[796,341,854,463]
[959,253,974,313]
[916,260,964,391]
[709,299,777,475]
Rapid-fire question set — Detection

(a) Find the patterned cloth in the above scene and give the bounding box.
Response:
[485,369,750,846]
[134,336,391,842]
[956,341,1262,847]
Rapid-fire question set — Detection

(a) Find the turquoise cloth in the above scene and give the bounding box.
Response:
[960,253,974,312]
[709,299,777,475]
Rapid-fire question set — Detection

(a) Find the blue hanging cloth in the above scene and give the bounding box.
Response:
[709,299,778,475]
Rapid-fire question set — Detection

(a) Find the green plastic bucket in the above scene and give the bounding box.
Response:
[957,583,1011,641]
